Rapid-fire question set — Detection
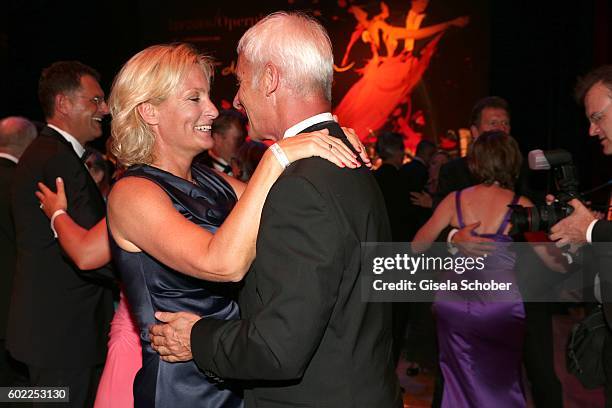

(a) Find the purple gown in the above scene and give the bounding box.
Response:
[434,190,526,408]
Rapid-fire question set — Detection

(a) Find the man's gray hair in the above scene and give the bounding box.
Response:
[237,11,333,102]
[0,116,37,153]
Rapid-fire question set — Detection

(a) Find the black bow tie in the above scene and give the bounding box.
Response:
[211,157,232,174]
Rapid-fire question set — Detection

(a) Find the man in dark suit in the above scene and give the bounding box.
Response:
[8,61,115,407]
[550,65,612,248]
[194,109,247,176]
[550,65,612,404]
[0,117,36,387]
[150,12,401,407]
[400,140,436,241]
[434,96,511,209]
[374,131,409,243]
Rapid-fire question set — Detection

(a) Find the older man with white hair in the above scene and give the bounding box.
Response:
[151,11,402,407]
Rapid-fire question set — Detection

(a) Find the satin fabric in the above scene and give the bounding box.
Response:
[94,290,141,408]
[109,163,243,408]
[434,190,526,408]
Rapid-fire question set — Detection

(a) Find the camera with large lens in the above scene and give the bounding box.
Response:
[510,149,580,233]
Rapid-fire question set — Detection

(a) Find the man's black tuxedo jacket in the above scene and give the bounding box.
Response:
[0,158,17,340]
[374,163,410,242]
[191,121,402,407]
[399,159,432,241]
[433,157,474,208]
[591,221,612,328]
[7,126,114,368]
[434,156,545,208]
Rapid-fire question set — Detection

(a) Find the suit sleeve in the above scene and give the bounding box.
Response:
[591,220,612,328]
[592,220,612,243]
[191,175,341,380]
[433,162,452,209]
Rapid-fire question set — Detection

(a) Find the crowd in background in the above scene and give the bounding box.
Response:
[0,12,611,408]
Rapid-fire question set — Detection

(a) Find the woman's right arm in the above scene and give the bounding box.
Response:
[108,130,361,283]
[36,178,110,270]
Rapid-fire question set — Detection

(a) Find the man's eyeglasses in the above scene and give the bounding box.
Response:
[74,95,106,108]
[589,99,612,125]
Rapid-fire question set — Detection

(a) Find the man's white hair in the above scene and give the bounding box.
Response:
[237,11,333,102]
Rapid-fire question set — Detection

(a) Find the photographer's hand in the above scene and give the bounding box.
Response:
[549,199,596,247]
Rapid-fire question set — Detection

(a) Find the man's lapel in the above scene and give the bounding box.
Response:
[40,126,83,161]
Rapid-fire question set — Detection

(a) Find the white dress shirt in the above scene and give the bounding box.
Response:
[283,112,335,139]
[47,124,86,158]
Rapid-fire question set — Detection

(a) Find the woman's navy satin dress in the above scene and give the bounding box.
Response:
[109,163,243,408]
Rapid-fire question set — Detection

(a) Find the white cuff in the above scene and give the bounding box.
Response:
[586,219,598,243]
[447,228,459,255]
[50,209,67,239]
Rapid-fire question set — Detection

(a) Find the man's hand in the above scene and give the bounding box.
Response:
[149,311,201,362]
[452,221,495,256]
[410,191,433,208]
[549,199,596,247]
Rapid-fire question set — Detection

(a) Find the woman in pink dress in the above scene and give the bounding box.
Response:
[93,290,141,408]
[34,182,141,407]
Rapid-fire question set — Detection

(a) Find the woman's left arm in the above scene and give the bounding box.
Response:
[36,177,111,270]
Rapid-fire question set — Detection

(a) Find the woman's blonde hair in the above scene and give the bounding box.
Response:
[108,43,214,167]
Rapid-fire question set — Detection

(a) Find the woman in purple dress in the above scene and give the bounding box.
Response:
[412,131,567,407]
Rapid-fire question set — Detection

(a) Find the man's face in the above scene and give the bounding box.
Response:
[65,75,109,143]
[584,82,612,155]
[213,123,246,162]
[233,55,275,141]
[474,107,511,136]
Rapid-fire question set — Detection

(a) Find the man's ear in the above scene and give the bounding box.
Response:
[137,102,159,125]
[263,62,280,97]
[470,125,479,139]
[55,93,71,115]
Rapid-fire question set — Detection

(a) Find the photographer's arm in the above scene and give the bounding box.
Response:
[514,197,568,273]
[549,199,597,246]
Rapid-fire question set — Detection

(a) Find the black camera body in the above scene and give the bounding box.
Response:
[510,149,580,233]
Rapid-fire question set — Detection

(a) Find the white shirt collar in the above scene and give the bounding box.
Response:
[47,124,86,158]
[208,150,229,166]
[0,152,19,164]
[283,112,335,139]
[207,150,233,175]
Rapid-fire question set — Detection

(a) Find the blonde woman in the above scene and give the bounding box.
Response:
[37,42,366,408]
